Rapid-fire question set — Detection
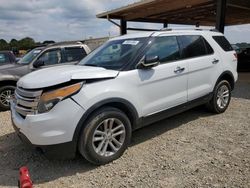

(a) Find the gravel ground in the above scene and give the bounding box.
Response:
[0,76,249,188]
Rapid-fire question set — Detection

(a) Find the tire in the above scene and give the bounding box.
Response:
[206,80,231,114]
[0,85,16,111]
[78,107,132,165]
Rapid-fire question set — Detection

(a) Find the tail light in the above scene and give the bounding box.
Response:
[233,53,238,62]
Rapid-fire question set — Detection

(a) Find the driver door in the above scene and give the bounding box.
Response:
[126,36,188,117]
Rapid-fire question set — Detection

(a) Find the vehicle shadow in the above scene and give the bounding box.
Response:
[0,109,8,113]
[0,106,213,187]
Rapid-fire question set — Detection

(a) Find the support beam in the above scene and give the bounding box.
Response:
[216,0,227,33]
[127,27,159,32]
[120,19,127,35]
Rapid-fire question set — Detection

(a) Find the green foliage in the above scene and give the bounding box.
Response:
[0,37,36,51]
[9,39,18,48]
[235,43,250,49]
[0,39,10,50]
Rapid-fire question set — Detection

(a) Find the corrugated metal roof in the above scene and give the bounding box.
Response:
[97,0,250,26]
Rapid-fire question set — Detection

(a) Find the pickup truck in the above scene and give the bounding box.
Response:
[0,42,91,110]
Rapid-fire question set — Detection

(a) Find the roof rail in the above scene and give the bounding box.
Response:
[160,27,220,32]
[48,41,83,47]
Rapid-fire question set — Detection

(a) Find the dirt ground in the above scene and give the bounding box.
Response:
[0,74,249,188]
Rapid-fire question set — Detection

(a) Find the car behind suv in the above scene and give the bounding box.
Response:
[0,42,91,110]
[11,29,237,164]
[0,51,17,65]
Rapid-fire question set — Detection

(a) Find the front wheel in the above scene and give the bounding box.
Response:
[0,86,16,111]
[78,107,132,165]
[207,80,231,113]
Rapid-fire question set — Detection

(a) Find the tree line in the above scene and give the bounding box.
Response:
[0,37,55,52]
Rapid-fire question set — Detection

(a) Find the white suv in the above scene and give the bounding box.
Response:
[11,29,238,164]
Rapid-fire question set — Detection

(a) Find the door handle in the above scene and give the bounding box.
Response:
[174,66,185,73]
[212,59,219,64]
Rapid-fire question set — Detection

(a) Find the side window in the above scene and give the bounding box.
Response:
[38,49,62,66]
[178,35,210,59]
[213,36,233,51]
[145,36,180,63]
[64,47,87,62]
[0,53,7,64]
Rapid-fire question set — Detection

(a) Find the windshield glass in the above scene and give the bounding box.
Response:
[79,38,147,70]
[18,49,42,64]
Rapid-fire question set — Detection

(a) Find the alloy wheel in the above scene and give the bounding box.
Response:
[216,85,230,109]
[0,89,14,107]
[92,118,126,157]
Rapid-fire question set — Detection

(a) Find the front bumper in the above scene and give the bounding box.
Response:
[12,121,77,159]
[11,98,86,146]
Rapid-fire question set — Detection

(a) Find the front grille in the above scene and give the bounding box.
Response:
[14,87,43,117]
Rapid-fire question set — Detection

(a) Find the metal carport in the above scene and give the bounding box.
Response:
[97,0,250,34]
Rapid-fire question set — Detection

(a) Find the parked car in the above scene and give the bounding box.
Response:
[237,47,250,72]
[11,30,237,164]
[0,42,91,110]
[0,51,17,65]
[231,44,242,54]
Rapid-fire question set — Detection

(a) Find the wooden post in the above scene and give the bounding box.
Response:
[120,19,127,35]
[216,0,227,33]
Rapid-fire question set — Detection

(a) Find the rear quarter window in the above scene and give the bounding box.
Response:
[212,36,233,51]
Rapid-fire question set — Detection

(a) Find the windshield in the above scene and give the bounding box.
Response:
[79,38,147,70]
[18,49,42,64]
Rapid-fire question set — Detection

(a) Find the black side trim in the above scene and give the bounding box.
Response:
[137,93,213,129]
[72,98,139,144]
[216,71,235,90]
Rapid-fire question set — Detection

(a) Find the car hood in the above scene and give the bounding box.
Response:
[18,65,119,89]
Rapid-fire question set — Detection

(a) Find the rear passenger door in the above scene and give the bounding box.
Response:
[178,35,221,101]
[62,47,87,64]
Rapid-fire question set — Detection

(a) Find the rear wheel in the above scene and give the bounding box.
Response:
[78,107,132,165]
[0,86,15,111]
[206,80,231,113]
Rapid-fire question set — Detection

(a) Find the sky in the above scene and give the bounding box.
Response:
[0,0,249,44]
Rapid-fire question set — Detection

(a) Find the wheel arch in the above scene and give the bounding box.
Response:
[216,71,235,90]
[72,98,139,145]
[0,80,17,88]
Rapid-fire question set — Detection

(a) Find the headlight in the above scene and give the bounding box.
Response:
[37,82,83,113]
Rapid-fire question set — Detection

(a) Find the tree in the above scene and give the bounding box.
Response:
[18,37,36,50]
[9,39,18,48]
[0,39,10,50]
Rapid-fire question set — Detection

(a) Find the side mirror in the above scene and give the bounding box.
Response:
[137,55,160,69]
[33,59,44,68]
